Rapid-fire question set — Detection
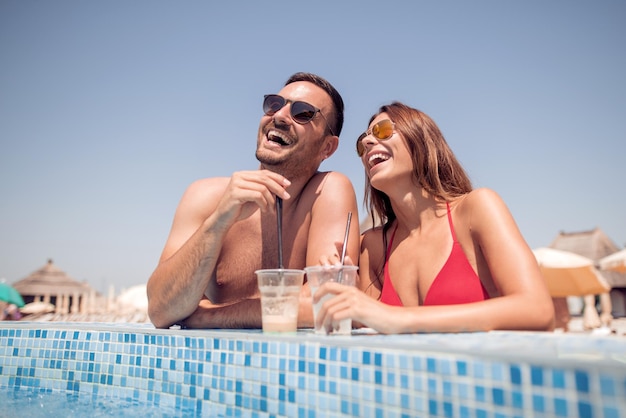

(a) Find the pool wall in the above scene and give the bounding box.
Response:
[1,322,625,417]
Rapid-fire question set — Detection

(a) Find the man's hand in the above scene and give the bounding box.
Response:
[213,170,291,226]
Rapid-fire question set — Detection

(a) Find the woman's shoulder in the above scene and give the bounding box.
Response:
[455,188,506,212]
[362,224,384,239]
[361,224,389,249]
[454,188,516,231]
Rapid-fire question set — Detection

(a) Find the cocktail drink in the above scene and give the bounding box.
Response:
[305,265,358,335]
[256,269,304,333]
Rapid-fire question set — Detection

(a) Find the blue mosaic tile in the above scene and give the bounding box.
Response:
[492,387,505,406]
[427,357,437,372]
[492,363,504,381]
[575,370,590,393]
[458,381,469,399]
[1,325,626,417]
[605,406,621,418]
[531,366,544,386]
[552,369,566,388]
[577,401,593,418]
[473,360,486,379]
[554,397,568,417]
[533,394,545,412]
[509,365,522,385]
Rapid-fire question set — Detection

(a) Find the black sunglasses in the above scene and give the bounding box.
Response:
[263,94,335,135]
[356,119,396,156]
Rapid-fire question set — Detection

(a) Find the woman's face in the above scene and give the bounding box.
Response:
[357,113,413,190]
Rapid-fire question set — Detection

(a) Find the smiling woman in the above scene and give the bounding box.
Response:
[312,101,555,335]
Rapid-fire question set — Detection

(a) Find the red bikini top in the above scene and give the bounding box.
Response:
[380,202,490,306]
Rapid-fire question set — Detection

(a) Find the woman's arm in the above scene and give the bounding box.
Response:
[314,189,555,334]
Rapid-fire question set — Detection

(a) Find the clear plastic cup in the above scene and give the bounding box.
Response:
[255,269,305,333]
[305,265,358,335]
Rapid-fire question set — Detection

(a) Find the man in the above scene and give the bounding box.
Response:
[147,72,360,329]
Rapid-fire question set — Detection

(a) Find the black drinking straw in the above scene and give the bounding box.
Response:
[276,197,284,269]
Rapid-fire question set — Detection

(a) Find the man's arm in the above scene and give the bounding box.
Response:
[146,178,230,328]
[147,171,291,329]
[182,298,263,329]
[298,171,360,327]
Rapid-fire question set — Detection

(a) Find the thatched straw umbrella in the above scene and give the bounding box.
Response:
[12,259,98,314]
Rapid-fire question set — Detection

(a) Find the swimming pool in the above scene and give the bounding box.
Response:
[1,322,625,417]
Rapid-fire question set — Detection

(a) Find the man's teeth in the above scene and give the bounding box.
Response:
[269,132,291,146]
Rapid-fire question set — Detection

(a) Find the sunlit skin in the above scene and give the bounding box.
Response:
[146,81,360,329]
[313,111,555,334]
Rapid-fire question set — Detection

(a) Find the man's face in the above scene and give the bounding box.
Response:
[256,81,334,178]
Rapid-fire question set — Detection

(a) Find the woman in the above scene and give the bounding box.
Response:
[314,102,555,334]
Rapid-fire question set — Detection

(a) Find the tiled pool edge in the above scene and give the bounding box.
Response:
[1,322,625,417]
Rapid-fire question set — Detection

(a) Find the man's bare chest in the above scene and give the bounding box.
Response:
[207,214,309,303]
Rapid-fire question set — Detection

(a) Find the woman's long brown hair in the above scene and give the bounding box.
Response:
[364,101,473,230]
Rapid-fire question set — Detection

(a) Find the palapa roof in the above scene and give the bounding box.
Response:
[12,259,96,296]
[550,227,626,288]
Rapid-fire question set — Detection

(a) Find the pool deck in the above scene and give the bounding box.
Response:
[2,320,626,417]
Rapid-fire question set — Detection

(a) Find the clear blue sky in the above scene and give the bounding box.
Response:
[1,1,624,294]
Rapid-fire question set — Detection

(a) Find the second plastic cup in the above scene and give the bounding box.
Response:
[255,269,305,333]
[305,265,358,335]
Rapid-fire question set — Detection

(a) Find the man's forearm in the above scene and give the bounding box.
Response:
[182,298,263,329]
[147,219,227,328]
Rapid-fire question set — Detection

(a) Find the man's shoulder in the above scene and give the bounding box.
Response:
[308,170,354,192]
[182,176,230,202]
[313,170,350,181]
[297,171,357,214]
[187,176,230,191]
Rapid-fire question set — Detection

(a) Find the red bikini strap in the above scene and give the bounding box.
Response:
[446,201,458,242]
[386,224,399,259]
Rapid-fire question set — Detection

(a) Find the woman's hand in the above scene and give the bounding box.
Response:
[312,280,401,334]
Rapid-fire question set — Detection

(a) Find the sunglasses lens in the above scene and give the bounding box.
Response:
[263,95,318,124]
[372,120,394,140]
[356,120,395,156]
[291,101,317,123]
[356,133,366,156]
[263,95,285,115]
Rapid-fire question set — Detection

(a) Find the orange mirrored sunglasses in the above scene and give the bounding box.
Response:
[356,119,395,156]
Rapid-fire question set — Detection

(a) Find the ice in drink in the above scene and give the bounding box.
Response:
[310,287,352,334]
[305,265,358,335]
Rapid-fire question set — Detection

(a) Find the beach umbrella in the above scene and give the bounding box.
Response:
[0,282,26,307]
[532,247,610,297]
[598,248,626,273]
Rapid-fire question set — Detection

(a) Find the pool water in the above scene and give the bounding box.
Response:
[0,387,190,417]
